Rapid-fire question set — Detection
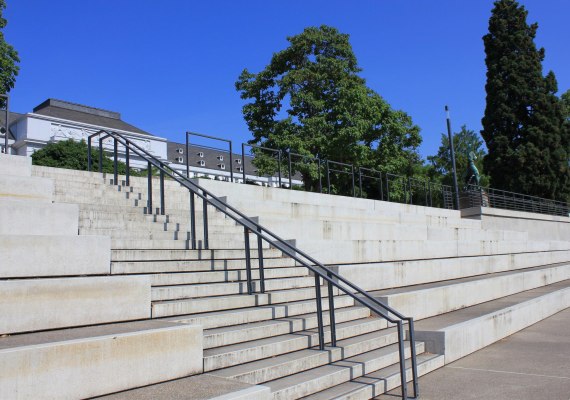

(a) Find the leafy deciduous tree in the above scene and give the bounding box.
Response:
[236,25,422,193]
[0,0,19,106]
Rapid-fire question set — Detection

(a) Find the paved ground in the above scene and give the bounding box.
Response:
[378,308,570,400]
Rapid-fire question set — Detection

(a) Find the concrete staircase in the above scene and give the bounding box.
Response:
[1,154,569,399]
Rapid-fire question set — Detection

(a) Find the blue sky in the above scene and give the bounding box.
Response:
[5,1,570,159]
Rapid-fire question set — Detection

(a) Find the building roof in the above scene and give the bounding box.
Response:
[0,111,25,140]
[32,99,152,136]
[166,141,259,176]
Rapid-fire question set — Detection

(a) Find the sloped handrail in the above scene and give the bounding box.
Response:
[87,129,419,399]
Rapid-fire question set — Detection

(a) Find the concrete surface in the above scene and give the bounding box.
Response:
[377,308,570,400]
[0,234,111,278]
[0,275,151,334]
[0,322,203,400]
[97,374,270,400]
[0,153,31,177]
[0,199,79,235]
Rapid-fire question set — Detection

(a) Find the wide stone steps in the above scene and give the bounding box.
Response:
[203,317,389,372]
[81,227,253,242]
[148,266,308,286]
[414,279,570,363]
[203,305,370,349]
[0,320,202,400]
[162,295,356,330]
[370,262,570,320]
[112,257,297,274]
[208,327,400,385]
[302,353,444,400]
[151,285,341,317]
[151,276,317,301]
[111,247,283,261]
[265,342,423,400]
[111,237,271,250]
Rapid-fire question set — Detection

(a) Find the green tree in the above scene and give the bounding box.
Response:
[561,89,570,121]
[481,0,570,201]
[31,139,146,176]
[428,125,490,188]
[0,0,19,106]
[236,25,421,193]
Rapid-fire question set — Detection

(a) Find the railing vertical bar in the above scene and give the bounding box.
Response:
[202,192,209,249]
[408,318,419,398]
[147,162,153,214]
[257,226,265,293]
[229,141,234,183]
[350,165,356,197]
[358,168,363,198]
[244,227,253,295]
[327,271,337,347]
[113,138,118,185]
[315,275,325,351]
[186,132,190,178]
[87,137,92,172]
[288,151,293,189]
[277,151,282,188]
[125,143,130,186]
[98,138,103,173]
[159,168,165,215]
[189,192,196,250]
[318,158,322,193]
[241,143,246,184]
[397,321,408,400]
[326,160,331,194]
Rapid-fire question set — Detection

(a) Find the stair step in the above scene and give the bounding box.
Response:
[0,320,202,400]
[302,353,444,400]
[112,257,297,274]
[204,306,370,349]
[209,327,400,384]
[152,286,341,317]
[111,247,283,261]
[151,276,317,301]
[267,341,424,400]
[149,267,308,285]
[204,317,388,371]
[161,295,356,330]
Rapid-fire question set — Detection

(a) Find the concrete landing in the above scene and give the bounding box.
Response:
[377,308,570,400]
[97,374,270,400]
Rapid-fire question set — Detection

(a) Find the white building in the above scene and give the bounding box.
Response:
[2,98,299,187]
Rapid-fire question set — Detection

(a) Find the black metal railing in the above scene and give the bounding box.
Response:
[1,94,10,155]
[461,185,569,217]
[87,129,419,399]
[241,143,282,186]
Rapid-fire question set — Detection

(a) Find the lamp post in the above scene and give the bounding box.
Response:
[445,105,460,210]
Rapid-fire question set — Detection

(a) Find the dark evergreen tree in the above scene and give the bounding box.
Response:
[481,0,570,201]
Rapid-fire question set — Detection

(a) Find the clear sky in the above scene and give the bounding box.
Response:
[4,1,570,159]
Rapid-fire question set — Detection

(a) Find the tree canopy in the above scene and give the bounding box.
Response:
[0,0,19,106]
[236,25,421,192]
[31,139,145,176]
[481,0,570,201]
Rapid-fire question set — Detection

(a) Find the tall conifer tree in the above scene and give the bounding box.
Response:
[481,0,570,201]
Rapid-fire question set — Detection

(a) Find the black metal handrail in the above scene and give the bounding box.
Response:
[87,129,419,399]
[462,184,569,217]
[241,143,282,186]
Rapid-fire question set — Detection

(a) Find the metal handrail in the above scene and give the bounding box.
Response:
[87,129,419,399]
[463,184,569,217]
